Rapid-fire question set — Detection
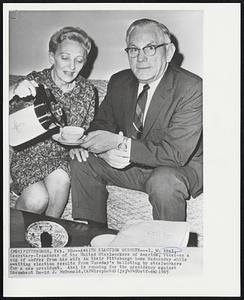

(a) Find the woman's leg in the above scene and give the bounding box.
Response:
[15,181,49,214]
[44,169,70,218]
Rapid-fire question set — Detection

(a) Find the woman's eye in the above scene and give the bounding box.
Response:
[76,60,83,64]
[61,56,69,60]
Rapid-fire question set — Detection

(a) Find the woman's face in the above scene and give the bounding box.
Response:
[49,39,86,84]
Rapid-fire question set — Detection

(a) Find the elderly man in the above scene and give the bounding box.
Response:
[70,18,202,226]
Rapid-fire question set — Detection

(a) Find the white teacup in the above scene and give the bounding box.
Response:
[60,126,84,142]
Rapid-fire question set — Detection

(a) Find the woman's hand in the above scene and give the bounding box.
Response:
[10,79,39,100]
[69,148,89,162]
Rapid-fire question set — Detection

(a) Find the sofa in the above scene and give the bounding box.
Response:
[9,75,203,247]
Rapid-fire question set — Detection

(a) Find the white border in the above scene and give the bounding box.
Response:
[3,3,240,297]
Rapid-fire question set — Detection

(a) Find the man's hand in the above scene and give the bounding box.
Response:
[98,149,130,169]
[80,130,122,154]
[69,148,89,162]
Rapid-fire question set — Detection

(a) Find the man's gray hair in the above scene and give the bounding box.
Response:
[126,19,171,44]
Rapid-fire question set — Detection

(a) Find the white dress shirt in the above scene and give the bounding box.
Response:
[137,76,163,125]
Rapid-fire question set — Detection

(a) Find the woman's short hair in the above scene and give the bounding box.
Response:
[49,26,91,57]
[126,19,171,44]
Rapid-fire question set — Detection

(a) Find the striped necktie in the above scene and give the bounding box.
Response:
[131,84,150,139]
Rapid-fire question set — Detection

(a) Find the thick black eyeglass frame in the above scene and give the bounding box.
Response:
[124,43,170,57]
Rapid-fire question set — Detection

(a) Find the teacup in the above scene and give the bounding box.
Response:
[60,126,84,142]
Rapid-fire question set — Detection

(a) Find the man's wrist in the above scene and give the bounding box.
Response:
[116,133,124,148]
[118,136,130,151]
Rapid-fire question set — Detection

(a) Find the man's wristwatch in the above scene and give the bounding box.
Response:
[117,136,129,151]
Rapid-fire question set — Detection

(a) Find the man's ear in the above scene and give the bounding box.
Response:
[166,43,176,63]
[49,52,55,65]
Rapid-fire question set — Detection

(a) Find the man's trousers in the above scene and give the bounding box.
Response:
[71,154,198,224]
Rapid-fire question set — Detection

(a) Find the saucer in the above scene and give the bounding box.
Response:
[25,221,69,248]
[52,133,84,146]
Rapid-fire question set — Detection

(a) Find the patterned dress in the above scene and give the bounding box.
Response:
[9,68,96,194]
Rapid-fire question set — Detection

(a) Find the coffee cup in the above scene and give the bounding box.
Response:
[60,126,84,142]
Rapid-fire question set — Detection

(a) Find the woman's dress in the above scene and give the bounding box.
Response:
[9,68,96,194]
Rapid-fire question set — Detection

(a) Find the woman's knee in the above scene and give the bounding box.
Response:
[15,182,49,213]
[46,169,70,186]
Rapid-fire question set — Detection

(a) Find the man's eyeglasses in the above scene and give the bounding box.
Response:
[125,43,170,58]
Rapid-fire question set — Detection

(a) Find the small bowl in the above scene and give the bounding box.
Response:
[60,126,84,141]
[90,234,116,247]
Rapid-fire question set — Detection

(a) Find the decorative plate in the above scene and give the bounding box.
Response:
[25,221,69,248]
[52,133,84,146]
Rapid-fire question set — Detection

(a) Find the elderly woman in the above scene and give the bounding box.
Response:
[9,26,96,217]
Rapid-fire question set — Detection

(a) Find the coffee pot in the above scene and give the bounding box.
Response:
[9,84,64,147]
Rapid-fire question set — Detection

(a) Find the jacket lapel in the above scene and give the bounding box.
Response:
[142,66,175,138]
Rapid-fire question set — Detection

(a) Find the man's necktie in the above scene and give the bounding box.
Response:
[131,84,150,139]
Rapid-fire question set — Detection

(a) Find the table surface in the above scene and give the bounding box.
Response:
[10,208,117,248]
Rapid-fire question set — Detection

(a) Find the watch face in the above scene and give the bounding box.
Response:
[118,142,127,151]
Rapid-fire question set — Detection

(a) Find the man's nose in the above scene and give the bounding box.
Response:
[137,49,147,62]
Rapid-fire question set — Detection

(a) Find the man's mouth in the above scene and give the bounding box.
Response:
[136,66,150,70]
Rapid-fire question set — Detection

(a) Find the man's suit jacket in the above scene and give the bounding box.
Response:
[89,64,203,197]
